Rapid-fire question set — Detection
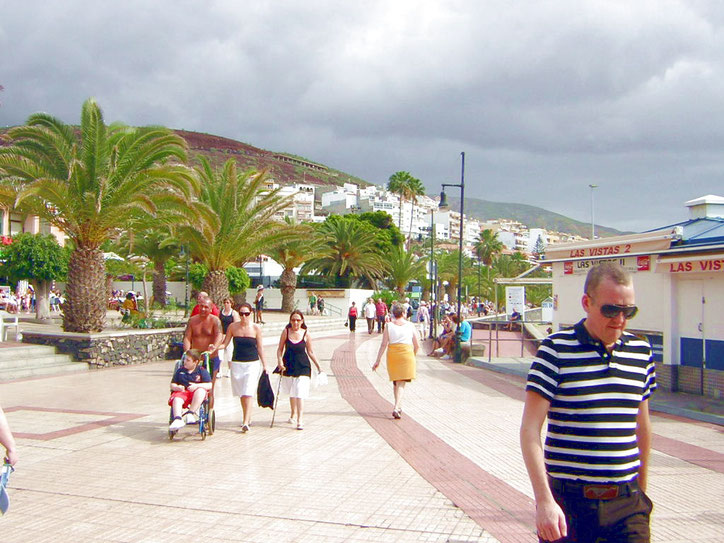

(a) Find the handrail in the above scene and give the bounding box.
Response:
[320,301,343,317]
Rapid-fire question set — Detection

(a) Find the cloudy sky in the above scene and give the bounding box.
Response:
[1,0,723,232]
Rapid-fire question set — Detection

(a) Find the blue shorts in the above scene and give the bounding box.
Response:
[210,357,221,373]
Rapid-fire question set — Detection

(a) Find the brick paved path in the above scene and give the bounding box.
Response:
[0,331,721,541]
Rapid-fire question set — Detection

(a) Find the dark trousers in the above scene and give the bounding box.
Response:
[366,318,375,334]
[377,315,385,333]
[348,316,356,331]
[543,478,653,543]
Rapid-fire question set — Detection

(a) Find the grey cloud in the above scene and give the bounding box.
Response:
[1,0,724,232]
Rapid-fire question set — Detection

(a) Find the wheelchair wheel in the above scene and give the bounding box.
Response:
[169,429,176,440]
[201,427,207,440]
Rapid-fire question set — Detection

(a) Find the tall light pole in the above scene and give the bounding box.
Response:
[439,152,465,363]
[589,184,598,240]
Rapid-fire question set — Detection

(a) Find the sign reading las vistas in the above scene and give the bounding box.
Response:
[663,257,724,274]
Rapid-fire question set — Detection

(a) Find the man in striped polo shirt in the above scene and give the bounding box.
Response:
[520,262,656,542]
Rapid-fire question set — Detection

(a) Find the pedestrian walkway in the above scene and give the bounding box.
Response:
[0,332,720,541]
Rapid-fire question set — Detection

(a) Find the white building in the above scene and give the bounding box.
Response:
[263,181,316,222]
[542,195,724,400]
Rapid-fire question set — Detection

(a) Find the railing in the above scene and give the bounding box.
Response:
[320,301,344,318]
[469,315,550,362]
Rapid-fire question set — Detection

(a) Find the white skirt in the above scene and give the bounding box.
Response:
[281,375,311,399]
[230,360,261,397]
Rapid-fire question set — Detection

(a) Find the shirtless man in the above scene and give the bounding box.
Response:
[183,298,223,408]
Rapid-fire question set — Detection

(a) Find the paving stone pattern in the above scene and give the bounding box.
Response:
[0,331,720,542]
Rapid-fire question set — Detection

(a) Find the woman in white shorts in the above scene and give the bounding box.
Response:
[217,302,269,433]
[276,310,321,430]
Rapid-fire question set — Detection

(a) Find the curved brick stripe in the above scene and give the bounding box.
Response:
[331,339,537,543]
[443,360,724,474]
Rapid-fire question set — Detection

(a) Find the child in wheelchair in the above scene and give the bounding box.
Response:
[168,349,212,432]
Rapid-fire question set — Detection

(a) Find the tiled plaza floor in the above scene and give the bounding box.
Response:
[0,330,721,542]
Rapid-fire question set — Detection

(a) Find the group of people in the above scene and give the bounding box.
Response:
[307,293,325,315]
[169,261,656,542]
[173,292,321,433]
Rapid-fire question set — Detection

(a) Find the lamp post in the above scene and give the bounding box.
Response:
[477,256,481,317]
[429,208,436,339]
[589,184,598,240]
[439,152,465,363]
[181,245,190,317]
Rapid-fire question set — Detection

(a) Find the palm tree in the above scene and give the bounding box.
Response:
[404,177,425,243]
[266,219,322,312]
[435,249,472,302]
[0,98,195,332]
[385,245,427,297]
[177,157,293,306]
[302,218,388,288]
[119,228,181,307]
[475,229,504,267]
[387,171,421,232]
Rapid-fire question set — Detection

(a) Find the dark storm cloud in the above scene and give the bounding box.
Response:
[1,0,723,231]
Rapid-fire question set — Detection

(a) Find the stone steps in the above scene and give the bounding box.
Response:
[0,344,88,381]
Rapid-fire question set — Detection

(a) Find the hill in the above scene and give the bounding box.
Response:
[446,196,628,238]
[175,130,371,189]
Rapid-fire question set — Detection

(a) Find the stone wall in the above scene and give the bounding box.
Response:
[22,328,185,368]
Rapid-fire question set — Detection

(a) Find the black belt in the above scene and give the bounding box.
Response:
[549,477,640,500]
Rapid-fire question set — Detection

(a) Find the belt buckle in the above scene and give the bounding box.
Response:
[583,484,619,500]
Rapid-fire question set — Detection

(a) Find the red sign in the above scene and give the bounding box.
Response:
[668,258,724,273]
[564,261,573,275]
[637,256,650,272]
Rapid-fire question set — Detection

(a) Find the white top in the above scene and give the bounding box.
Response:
[386,320,416,345]
[363,303,376,319]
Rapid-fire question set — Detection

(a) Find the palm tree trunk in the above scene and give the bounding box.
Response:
[34,280,51,321]
[279,267,297,313]
[202,270,229,308]
[63,246,106,333]
[152,259,167,306]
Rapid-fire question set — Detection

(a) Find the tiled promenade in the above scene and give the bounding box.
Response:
[0,327,722,542]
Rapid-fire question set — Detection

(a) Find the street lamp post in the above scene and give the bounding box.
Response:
[181,245,190,318]
[429,208,436,339]
[589,184,598,240]
[439,152,465,363]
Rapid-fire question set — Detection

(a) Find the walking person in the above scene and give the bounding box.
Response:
[308,292,317,315]
[216,302,269,433]
[375,297,388,333]
[219,297,240,378]
[363,297,376,334]
[0,402,18,466]
[416,300,430,340]
[276,310,322,430]
[520,262,656,543]
[254,285,265,324]
[183,298,223,408]
[347,301,358,332]
[372,303,420,419]
[317,295,325,316]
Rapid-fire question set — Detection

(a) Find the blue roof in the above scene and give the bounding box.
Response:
[648,218,724,248]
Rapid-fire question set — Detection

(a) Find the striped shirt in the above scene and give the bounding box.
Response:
[526,319,656,483]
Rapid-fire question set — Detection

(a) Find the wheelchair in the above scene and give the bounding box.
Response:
[168,352,216,440]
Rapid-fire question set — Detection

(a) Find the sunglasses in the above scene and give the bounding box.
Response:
[239,312,252,316]
[599,304,638,319]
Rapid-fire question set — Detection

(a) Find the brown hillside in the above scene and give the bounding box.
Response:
[175,129,368,188]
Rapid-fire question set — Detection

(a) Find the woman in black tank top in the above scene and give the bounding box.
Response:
[216,302,269,433]
[276,310,322,430]
[219,298,240,378]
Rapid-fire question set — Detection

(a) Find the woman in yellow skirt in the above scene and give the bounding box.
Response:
[372,302,420,419]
